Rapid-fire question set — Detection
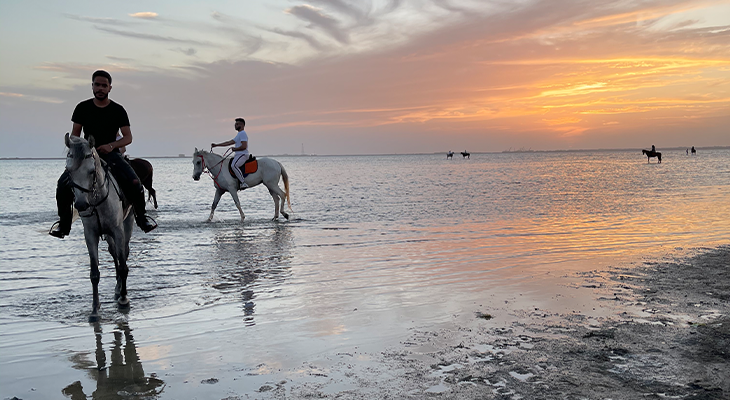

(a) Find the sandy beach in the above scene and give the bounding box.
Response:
[331,245,729,400]
[216,246,729,399]
[37,246,726,400]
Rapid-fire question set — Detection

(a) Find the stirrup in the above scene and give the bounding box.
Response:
[137,215,158,233]
[49,220,69,238]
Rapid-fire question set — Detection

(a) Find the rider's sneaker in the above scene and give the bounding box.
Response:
[49,221,70,239]
[240,182,248,190]
[136,216,158,233]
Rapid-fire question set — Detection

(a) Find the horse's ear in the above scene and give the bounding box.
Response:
[64,132,70,147]
[195,147,198,153]
[88,135,95,148]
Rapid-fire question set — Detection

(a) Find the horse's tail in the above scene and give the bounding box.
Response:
[280,162,292,211]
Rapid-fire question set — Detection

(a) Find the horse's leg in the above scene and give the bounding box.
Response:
[229,190,246,222]
[269,184,289,220]
[144,174,158,209]
[116,213,134,305]
[108,238,121,300]
[208,188,224,222]
[85,232,101,322]
[268,187,281,220]
[148,186,158,209]
[109,232,130,308]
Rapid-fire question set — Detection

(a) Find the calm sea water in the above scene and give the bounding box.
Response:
[1,150,729,398]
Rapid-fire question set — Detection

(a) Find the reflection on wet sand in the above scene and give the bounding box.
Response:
[62,322,164,399]
[211,224,294,326]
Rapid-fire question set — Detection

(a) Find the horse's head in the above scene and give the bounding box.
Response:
[65,133,102,212]
[192,148,205,181]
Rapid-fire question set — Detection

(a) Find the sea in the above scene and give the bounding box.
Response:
[1,149,729,399]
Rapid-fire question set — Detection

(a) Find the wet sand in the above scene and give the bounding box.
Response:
[336,245,728,400]
[3,246,728,399]
[245,246,729,399]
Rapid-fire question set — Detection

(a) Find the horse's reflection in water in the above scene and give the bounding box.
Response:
[62,322,164,399]
[212,224,294,326]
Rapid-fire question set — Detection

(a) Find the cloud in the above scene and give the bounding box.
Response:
[171,47,198,56]
[0,91,64,104]
[286,5,350,44]
[94,26,218,46]
[64,13,129,26]
[106,55,136,62]
[269,28,327,50]
[307,0,372,24]
[129,12,159,19]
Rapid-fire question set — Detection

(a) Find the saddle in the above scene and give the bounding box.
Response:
[228,155,258,182]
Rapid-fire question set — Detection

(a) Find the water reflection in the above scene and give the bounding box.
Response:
[62,322,164,399]
[211,224,294,325]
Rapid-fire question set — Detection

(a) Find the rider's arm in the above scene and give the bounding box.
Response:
[212,139,235,148]
[232,141,247,152]
[99,126,132,154]
[71,123,82,137]
[113,126,133,148]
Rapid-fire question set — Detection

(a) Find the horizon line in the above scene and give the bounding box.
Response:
[2,146,729,161]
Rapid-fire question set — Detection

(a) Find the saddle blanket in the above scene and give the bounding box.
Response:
[228,155,258,181]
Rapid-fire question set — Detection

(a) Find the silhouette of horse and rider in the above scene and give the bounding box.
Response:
[642,144,662,163]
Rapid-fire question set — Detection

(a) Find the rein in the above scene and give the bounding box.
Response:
[199,149,231,189]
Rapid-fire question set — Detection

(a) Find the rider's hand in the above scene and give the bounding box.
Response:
[97,144,113,154]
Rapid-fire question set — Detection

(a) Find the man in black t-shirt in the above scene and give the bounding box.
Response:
[50,70,157,237]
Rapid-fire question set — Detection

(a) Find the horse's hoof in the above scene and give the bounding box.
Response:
[117,297,130,308]
[282,212,289,220]
[89,314,100,323]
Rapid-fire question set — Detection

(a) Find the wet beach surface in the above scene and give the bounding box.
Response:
[1,151,729,399]
[368,246,730,399]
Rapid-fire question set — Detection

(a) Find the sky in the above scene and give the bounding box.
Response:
[1,0,729,157]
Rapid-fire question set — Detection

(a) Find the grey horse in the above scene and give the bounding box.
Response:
[65,133,134,321]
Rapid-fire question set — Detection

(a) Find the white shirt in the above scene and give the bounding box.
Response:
[234,130,249,155]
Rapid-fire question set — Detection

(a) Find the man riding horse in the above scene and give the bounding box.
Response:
[211,118,249,190]
[49,70,157,238]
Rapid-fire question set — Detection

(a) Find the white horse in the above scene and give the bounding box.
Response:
[65,133,134,322]
[192,149,291,222]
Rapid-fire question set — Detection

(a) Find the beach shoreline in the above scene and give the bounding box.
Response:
[252,246,729,399]
[357,245,730,399]
[2,246,728,399]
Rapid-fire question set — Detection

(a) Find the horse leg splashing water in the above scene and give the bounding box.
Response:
[65,133,135,322]
[192,148,291,222]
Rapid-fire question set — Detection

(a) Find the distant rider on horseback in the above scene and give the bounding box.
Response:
[211,117,249,190]
[49,70,157,238]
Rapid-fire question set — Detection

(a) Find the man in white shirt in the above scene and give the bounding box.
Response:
[212,117,249,189]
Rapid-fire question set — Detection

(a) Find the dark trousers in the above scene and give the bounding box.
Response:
[56,151,146,231]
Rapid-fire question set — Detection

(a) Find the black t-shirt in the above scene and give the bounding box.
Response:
[71,99,130,146]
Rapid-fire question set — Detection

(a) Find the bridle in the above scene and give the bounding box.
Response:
[68,152,113,217]
[197,149,231,189]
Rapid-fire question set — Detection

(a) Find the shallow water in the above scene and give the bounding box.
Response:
[1,150,729,398]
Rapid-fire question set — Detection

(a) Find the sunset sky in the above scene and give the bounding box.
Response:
[1,0,729,157]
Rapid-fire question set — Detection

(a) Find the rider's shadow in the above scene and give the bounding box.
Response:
[62,321,164,399]
[211,224,294,326]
